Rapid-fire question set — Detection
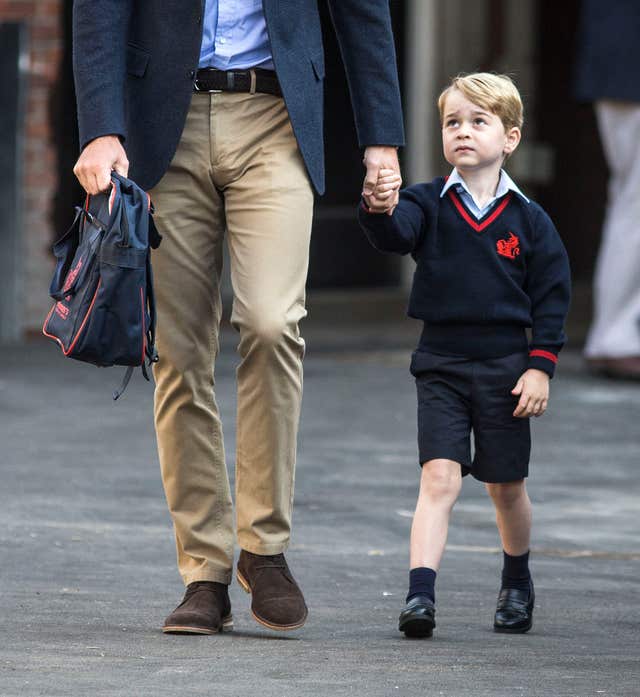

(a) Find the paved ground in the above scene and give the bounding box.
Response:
[1,306,639,697]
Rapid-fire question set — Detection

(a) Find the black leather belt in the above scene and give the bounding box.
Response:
[193,68,282,97]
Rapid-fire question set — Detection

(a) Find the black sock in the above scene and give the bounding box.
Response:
[406,567,436,604]
[501,550,531,592]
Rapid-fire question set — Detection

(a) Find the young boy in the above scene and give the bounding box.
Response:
[358,73,571,638]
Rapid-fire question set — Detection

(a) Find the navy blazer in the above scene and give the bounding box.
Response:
[574,0,640,103]
[72,0,405,194]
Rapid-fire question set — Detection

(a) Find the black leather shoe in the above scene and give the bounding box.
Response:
[398,595,436,638]
[493,579,534,633]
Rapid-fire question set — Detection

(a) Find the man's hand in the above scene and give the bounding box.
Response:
[362,146,401,216]
[73,135,129,195]
[511,369,550,418]
[364,169,402,215]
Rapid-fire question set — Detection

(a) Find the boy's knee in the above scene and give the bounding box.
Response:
[420,459,462,503]
[485,480,525,507]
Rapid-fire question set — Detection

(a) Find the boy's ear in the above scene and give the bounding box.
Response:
[504,126,521,155]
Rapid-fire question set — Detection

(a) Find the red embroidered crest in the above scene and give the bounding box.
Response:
[496,232,520,259]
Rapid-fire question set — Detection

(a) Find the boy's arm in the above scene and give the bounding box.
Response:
[358,185,428,255]
[525,207,572,378]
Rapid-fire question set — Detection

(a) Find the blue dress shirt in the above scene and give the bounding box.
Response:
[440,168,529,219]
[199,0,275,70]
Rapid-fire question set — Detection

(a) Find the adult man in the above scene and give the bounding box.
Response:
[72,0,404,633]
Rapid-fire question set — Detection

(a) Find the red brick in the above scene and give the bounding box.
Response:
[37,0,61,17]
[2,1,36,9]
[0,7,30,19]
[4,0,66,332]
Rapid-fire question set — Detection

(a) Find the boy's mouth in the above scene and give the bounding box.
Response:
[456,146,474,152]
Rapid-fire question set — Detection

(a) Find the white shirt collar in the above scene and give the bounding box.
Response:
[440,168,529,204]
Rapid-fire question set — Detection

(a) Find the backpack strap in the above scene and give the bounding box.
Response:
[148,213,163,249]
[145,251,159,365]
[112,366,135,401]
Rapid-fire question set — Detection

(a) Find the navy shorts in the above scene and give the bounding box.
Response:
[411,350,531,483]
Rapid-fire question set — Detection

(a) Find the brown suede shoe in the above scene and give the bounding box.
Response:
[586,356,640,380]
[162,581,233,634]
[237,550,308,631]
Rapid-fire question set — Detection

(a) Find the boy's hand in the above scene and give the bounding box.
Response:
[363,168,402,215]
[511,369,549,418]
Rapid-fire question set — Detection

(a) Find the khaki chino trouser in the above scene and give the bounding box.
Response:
[150,92,314,585]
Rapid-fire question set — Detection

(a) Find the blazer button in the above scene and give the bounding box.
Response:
[188,70,195,79]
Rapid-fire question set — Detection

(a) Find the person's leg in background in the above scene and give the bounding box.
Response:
[584,100,640,378]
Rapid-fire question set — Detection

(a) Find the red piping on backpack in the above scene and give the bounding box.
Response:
[529,349,557,364]
[42,279,102,355]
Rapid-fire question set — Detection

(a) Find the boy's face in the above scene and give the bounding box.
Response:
[441,89,520,174]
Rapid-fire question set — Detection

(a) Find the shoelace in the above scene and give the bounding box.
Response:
[254,554,287,571]
[182,582,222,601]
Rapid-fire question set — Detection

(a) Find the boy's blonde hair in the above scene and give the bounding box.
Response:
[438,72,524,132]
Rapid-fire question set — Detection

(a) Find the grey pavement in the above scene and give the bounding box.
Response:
[1,303,639,697]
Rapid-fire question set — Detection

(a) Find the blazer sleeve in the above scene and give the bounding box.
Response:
[525,206,572,378]
[326,0,405,147]
[73,0,133,150]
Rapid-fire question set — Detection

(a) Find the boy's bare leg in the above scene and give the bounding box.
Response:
[486,479,534,633]
[485,479,531,555]
[400,458,462,637]
[410,459,462,570]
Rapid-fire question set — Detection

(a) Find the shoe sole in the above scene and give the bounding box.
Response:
[236,571,307,631]
[162,614,234,635]
[399,617,435,639]
[493,621,532,634]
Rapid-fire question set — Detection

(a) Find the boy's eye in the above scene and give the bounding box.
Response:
[446,119,458,127]
[474,118,486,125]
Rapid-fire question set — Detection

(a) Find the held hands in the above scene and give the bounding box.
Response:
[364,168,403,215]
[73,135,129,195]
[362,146,401,215]
[511,369,550,418]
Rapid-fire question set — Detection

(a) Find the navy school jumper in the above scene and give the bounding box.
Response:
[358,177,571,377]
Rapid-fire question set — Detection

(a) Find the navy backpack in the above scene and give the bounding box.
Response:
[43,173,161,398]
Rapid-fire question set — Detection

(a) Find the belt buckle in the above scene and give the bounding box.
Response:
[193,72,223,93]
[194,81,222,93]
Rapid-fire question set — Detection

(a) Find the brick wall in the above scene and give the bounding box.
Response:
[0,0,63,333]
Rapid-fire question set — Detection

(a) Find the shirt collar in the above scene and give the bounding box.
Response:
[440,168,529,204]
